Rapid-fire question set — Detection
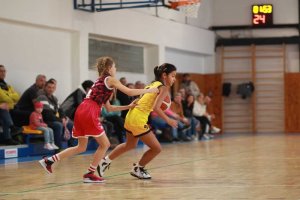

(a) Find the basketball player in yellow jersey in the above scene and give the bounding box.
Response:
[98,63,178,179]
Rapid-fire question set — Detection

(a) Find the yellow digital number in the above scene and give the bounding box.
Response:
[252,5,259,14]
[259,5,272,14]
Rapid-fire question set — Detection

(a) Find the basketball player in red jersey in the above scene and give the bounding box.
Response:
[39,56,158,183]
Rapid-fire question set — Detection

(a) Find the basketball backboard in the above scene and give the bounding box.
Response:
[73,0,172,12]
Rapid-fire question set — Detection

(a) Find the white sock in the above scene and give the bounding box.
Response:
[205,125,209,133]
[105,155,112,163]
[48,154,60,162]
[137,163,144,168]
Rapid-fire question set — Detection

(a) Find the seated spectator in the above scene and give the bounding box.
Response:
[135,80,144,89]
[151,108,191,142]
[170,92,191,131]
[150,110,174,143]
[193,93,212,140]
[180,73,200,97]
[29,101,58,150]
[60,80,94,120]
[102,89,126,143]
[133,81,146,99]
[13,74,46,126]
[119,77,127,86]
[117,82,135,118]
[0,103,19,145]
[203,95,221,134]
[37,79,74,150]
[182,93,199,138]
[0,65,21,145]
[178,88,187,103]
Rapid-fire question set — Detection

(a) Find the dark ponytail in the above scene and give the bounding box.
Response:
[154,63,177,81]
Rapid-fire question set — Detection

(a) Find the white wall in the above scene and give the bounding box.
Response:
[0,20,73,101]
[165,48,205,73]
[0,0,215,101]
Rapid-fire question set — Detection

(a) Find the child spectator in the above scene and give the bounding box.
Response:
[30,101,58,150]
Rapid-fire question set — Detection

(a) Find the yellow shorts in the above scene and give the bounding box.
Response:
[124,108,151,137]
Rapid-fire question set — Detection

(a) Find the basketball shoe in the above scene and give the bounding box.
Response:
[83,172,105,183]
[130,163,151,179]
[39,156,54,174]
[97,158,111,177]
[211,126,221,134]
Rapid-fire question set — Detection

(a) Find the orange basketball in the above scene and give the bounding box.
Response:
[160,95,171,111]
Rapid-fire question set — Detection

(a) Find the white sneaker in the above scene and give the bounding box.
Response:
[130,163,151,179]
[97,158,111,177]
[203,133,211,140]
[51,143,59,150]
[44,143,54,150]
[39,156,54,174]
[211,126,221,134]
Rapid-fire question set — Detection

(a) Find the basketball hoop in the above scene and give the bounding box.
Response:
[169,0,201,18]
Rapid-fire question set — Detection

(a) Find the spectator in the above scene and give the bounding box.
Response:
[203,95,221,134]
[178,88,187,102]
[60,80,94,120]
[170,92,190,129]
[134,80,144,89]
[180,73,200,97]
[13,74,46,126]
[0,65,22,145]
[151,108,191,142]
[37,80,74,150]
[182,93,199,138]
[29,101,58,150]
[99,117,118,149]
[133,80,145,99]
[116,83,135,118]
[0,103,19,145]
[119,77,127,86]
[102,89,126,143]
[192,93,212,140]
[0,65,20,110]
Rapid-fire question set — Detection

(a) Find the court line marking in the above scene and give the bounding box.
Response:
[0,152,238,196]
[0,141,296,196]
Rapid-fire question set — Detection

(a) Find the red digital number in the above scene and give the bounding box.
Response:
[253,14,266,25]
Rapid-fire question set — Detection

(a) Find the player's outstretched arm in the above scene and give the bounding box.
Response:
[108,77,158,96]
[103,99,138,112]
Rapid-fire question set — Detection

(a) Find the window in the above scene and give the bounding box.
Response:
[89,39,144,73]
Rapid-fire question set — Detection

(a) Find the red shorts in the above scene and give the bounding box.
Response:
[72,99,105,138]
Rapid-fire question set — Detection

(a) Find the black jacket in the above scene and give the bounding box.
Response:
[60,88,86,120]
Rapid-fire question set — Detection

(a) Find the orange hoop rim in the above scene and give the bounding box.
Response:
[169,0,201,10]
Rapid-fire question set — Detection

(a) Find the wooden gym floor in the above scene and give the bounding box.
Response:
[1,132,300,199]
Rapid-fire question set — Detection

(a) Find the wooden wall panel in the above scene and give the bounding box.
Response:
[220,45,285,133]
[285,73,300,132]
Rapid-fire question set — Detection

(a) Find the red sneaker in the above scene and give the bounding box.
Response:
[83,172,105,183]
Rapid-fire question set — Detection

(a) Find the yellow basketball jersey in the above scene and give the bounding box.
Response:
[124,81,163,136]
[135,81,163,113]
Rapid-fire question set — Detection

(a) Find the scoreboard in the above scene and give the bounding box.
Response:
[252,4,273,26]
